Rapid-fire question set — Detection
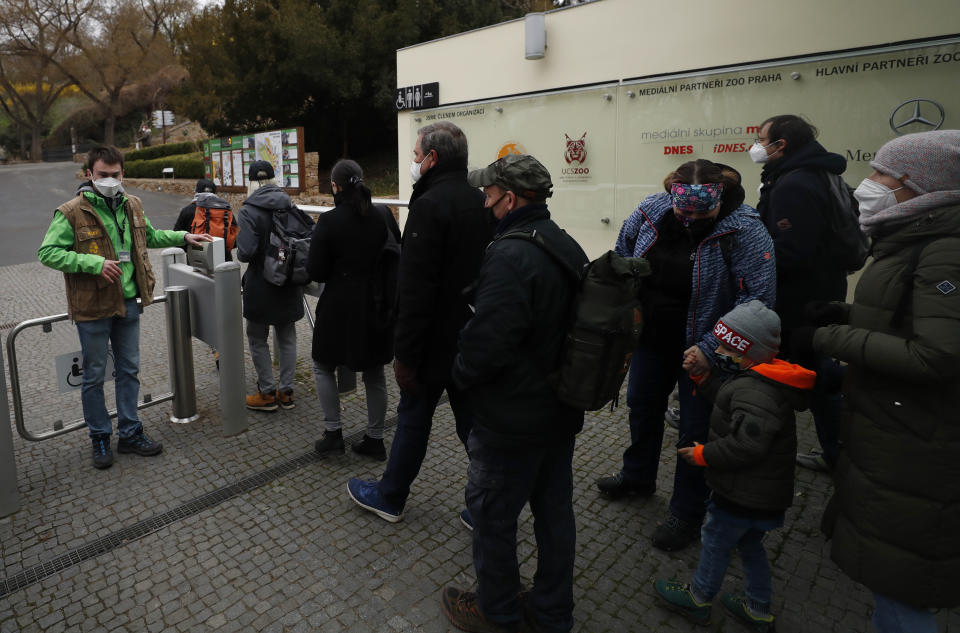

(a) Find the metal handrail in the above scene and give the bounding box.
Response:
[5,295,173,442]
[298,197,409,215]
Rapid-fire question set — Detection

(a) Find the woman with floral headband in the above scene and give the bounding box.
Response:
[596,159,777,552]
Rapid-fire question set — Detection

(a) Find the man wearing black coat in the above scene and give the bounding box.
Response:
[752,114,847,471]
[348,121,491,523]
[440,154,588,633]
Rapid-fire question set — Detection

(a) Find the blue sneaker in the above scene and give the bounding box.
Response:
[460,509,474,531]
[347,478,403,523]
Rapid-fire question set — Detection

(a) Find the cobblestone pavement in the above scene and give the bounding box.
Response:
[0,256,958,633]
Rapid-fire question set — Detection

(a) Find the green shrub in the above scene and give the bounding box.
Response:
[124,152,205,179]
[124,141,199,162]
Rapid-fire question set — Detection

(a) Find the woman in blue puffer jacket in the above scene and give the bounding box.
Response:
[596,159,776,552]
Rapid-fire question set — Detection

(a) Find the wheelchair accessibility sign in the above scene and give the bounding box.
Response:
[55,349,116,393]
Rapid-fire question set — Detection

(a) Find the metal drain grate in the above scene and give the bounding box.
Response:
[0,392,448,599]
[0,450,320,598]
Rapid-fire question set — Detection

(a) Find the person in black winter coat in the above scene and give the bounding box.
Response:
[309,159,401,461]
[347,121,491,524]
[752,114,847,471]
[440,154,588,633]
[236,160,306,412]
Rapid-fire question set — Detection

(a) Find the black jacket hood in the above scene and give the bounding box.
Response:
[762,140,846,179]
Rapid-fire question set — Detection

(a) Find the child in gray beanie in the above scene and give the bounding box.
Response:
[654,300,816,632]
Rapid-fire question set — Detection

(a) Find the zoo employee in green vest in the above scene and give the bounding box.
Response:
[38,145,213,470]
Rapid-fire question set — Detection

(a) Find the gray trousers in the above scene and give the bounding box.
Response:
[313,361,386,439]
[246,320,297,393]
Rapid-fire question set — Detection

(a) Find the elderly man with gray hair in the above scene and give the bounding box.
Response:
[348,121,491,525]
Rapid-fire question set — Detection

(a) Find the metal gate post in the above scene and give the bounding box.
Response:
[165,286,199,423]
[215,262,247,436]
[160,247,186,291]
[0,339,21,517]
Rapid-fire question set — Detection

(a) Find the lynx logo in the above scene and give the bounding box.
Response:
[564,133,587,164]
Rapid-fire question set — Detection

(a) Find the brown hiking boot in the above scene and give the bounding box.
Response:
[277,389,295,410]
[440,586,527,633]
[246,390,278,412]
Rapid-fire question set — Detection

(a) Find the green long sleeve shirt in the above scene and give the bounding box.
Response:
[38,191,186,299]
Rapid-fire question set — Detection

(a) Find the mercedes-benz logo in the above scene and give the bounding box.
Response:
[889,98,945,135]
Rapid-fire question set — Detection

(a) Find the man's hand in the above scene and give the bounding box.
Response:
[100,259,122,283]
[682,345,709,376]
[678,442,702,466]
[184,233,214,246]
[394,360,419,394]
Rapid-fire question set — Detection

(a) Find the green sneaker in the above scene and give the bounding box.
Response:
[720,592,775,632]
[653,579,712,626]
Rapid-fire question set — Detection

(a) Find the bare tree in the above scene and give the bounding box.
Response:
[0,0,90,159]
[48,0,191,145]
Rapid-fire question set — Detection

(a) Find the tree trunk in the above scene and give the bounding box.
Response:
[103,114,116,146]
[30,124,42,162]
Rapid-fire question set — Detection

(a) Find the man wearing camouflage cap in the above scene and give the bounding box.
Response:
[440,154,588,633]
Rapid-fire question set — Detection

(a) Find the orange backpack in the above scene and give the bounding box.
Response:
[190,193,238,251]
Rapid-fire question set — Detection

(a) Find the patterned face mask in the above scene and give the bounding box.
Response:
[670,182,724,213]
[715,352,747,374]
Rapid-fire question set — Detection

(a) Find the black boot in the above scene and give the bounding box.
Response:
[352,435,386,461]
[314,429,344,455]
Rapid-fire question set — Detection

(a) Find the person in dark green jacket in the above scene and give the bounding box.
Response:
[38,146,211,469]
[653,300,815,633]
[791,130,960,633]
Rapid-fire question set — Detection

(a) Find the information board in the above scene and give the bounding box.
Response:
[202,126,305,193]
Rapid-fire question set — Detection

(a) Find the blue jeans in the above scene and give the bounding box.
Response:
[378,381,472,510]
[75,298,142,439]
[691,505,783,607]
[872,593,937,633]
[622,344,713,522]
[466,432,576,633]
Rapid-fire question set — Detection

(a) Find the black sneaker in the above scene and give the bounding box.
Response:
[652,513,701,552]
[91,435,113,469]
[351,435,386,461]
[315,429,345,455]
[596,472,656,498]
[117,432,163,457]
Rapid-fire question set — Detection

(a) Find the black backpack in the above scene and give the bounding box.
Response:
[817,171,870,273]
[496,229,651,411]
[262,205,315,286]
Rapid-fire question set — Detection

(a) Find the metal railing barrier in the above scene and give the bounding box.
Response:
[5,296,173,442]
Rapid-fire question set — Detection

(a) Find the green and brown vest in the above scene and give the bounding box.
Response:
[57,194,156,322]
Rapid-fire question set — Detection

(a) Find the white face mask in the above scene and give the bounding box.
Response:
[853,178,903,214]
[410,154,431,184]
[748,141,775,164]
[92,177,123,199]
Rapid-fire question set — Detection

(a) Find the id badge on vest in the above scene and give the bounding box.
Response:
[118,251,131,263]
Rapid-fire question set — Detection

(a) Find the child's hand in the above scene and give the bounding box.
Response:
[678,442,702,466]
